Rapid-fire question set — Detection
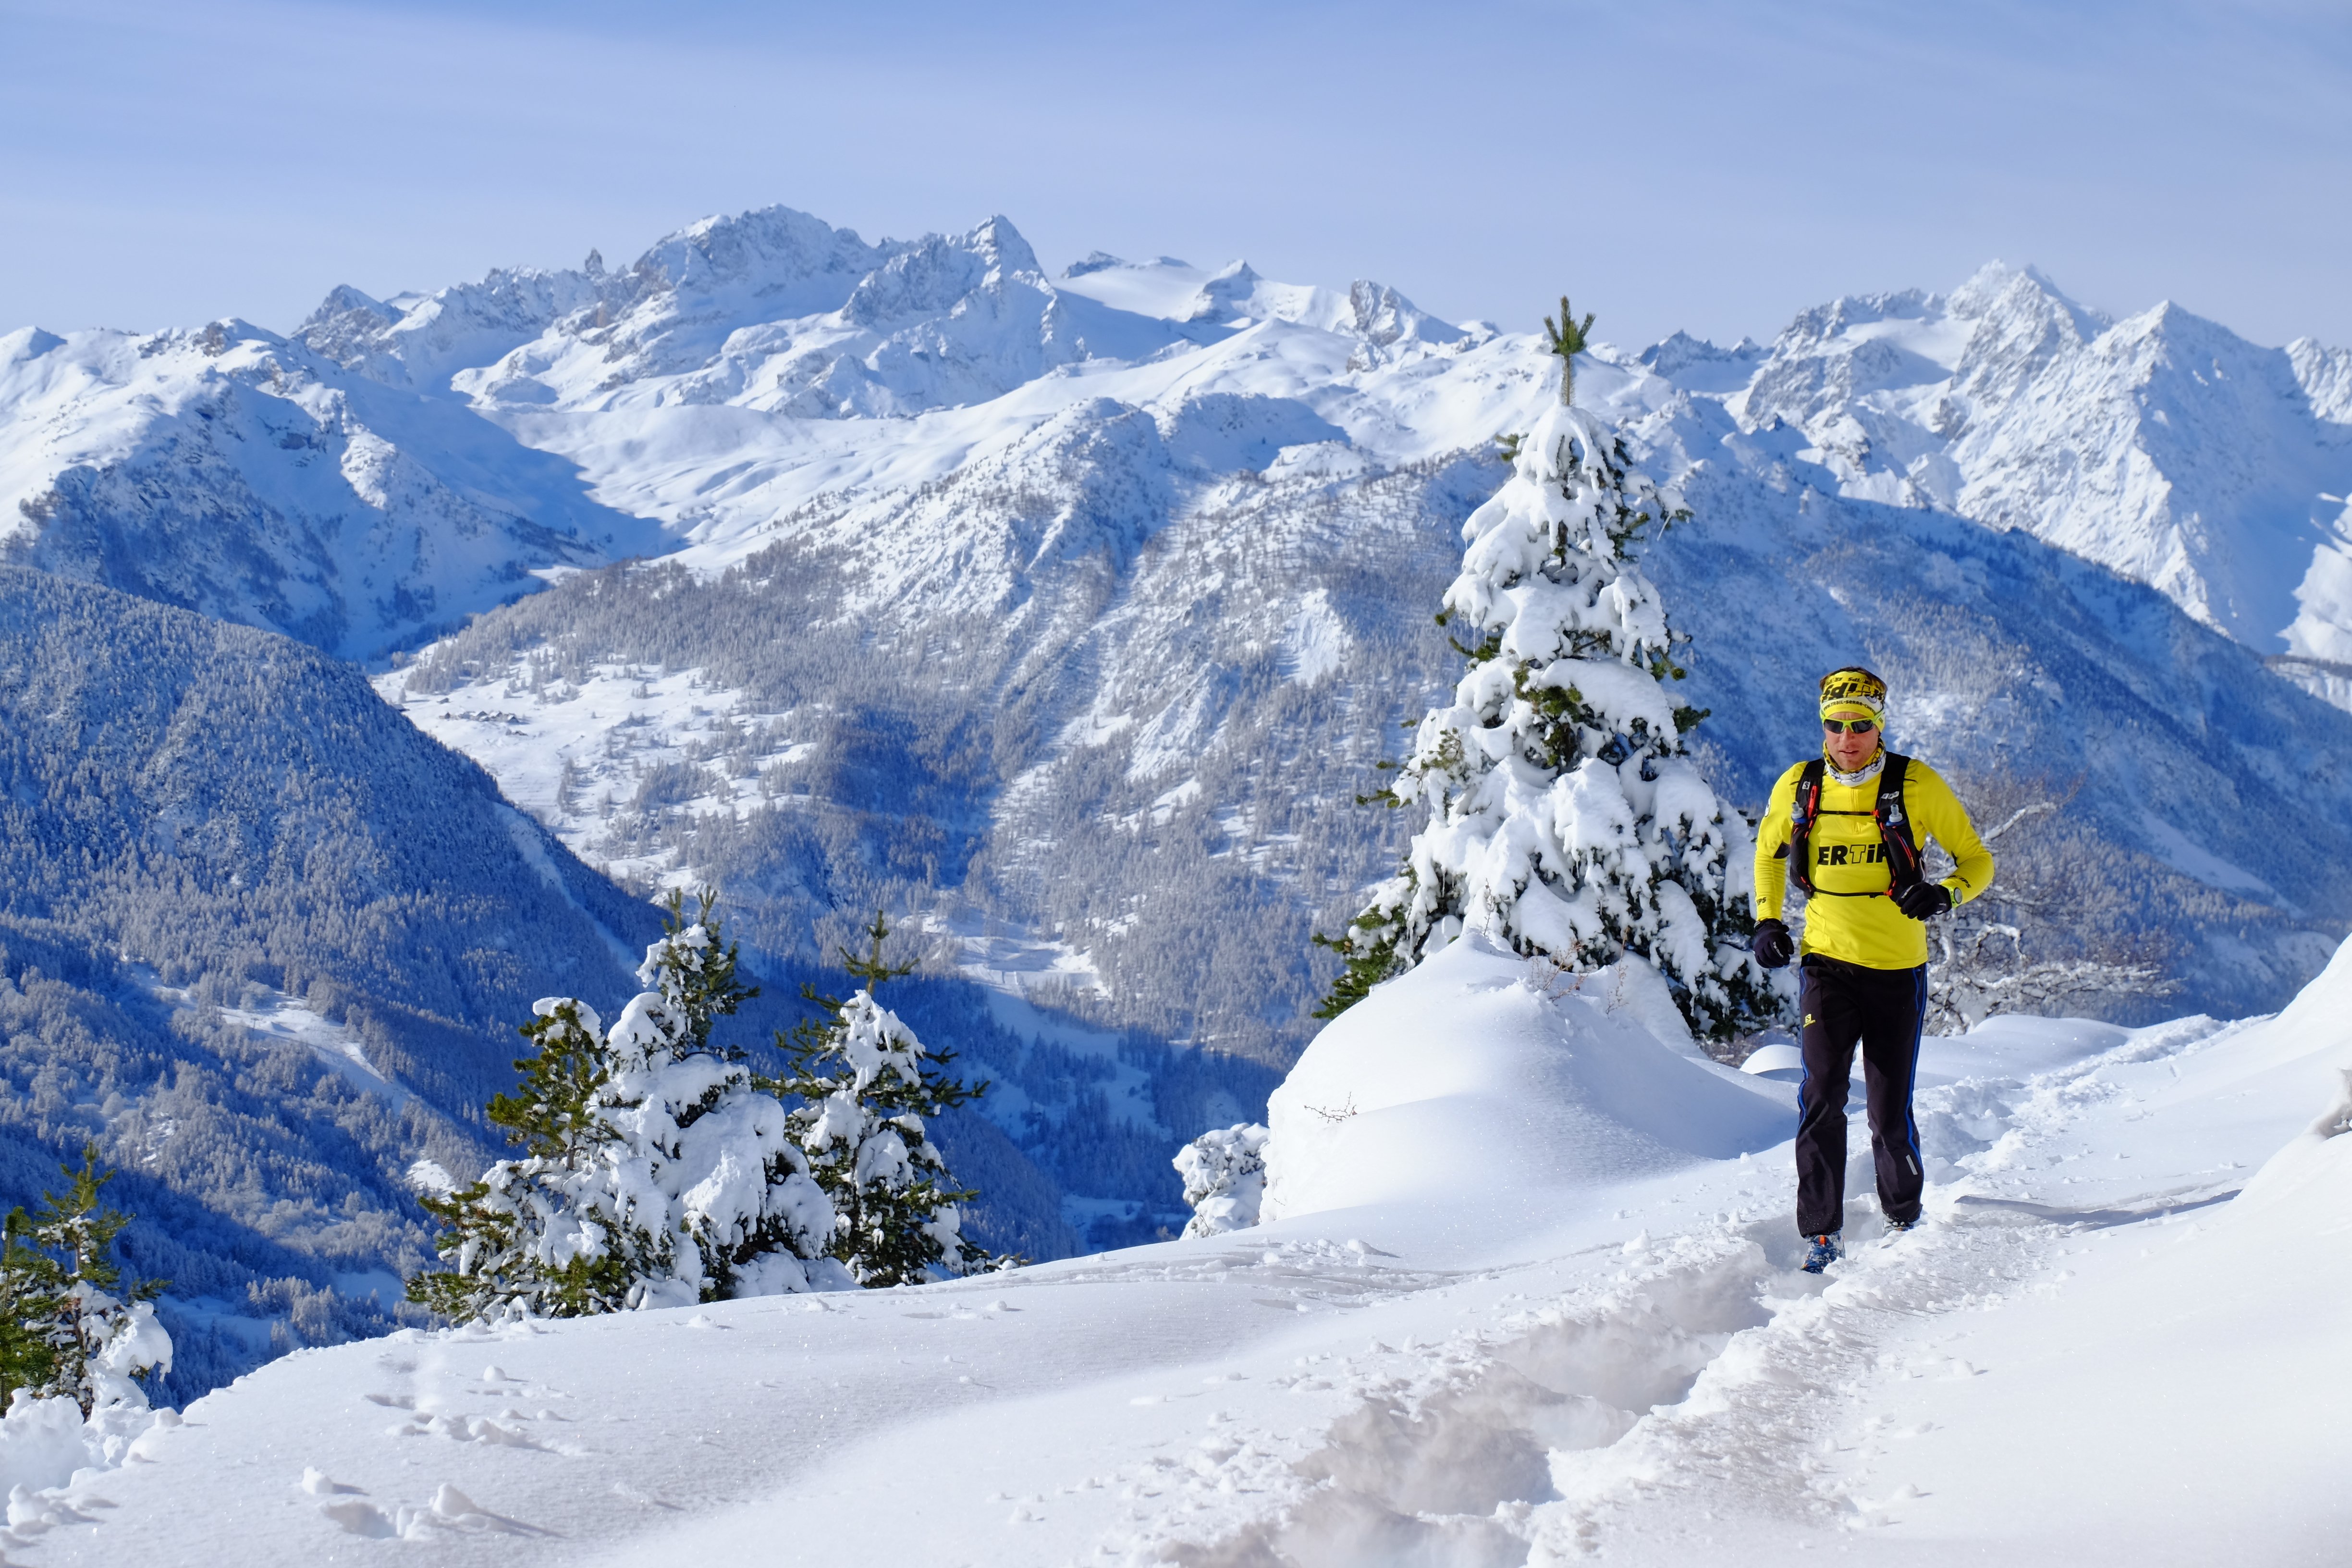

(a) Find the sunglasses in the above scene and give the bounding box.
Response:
[1821,718,1878,735]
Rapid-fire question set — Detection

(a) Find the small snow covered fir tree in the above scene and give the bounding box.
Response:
[0,1145,172,1416]
[638,885,756,1053]
[1316,298,1778,1041]
[1173,1124,1269,1237]
[413,994,648,1315]
[408,892,843,1320]
[769,914,1002,1286]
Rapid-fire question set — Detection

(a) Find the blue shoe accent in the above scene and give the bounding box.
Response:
[1801,1233,1843,1274]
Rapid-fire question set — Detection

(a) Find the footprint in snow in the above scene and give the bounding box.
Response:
[398,1412,544,1447]
[300,1468,365,1496]
[319,1498,397,1538]
[325,1484,534,1540]
[1854,1482,1927,1516]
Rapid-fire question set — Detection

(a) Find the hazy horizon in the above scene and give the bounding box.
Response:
[3,0,2347,351]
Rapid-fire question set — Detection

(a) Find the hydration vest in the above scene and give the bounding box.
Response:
[1787,752,1923,900]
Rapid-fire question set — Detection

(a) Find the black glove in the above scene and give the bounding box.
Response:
[1895,881,1953,921]
[1751,918,1794,969]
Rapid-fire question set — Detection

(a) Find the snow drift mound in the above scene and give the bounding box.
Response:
[2235,931,2352,1212]
[1262,935,1788,1222]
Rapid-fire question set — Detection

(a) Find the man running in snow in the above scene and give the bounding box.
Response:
[1749,668,1994,1274]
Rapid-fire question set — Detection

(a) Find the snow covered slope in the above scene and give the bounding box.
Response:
[0,321,659,661]
[1714,262,2352,672]
[20,929,2346,1566]
[0,567,665,1398]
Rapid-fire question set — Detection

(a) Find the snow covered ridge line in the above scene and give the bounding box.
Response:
[0,322,659,662]
[293,206,1474,418]
[7,202,2351,683]
[290,220,2352,675]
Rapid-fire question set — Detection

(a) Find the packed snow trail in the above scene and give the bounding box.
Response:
[7,936,2347,1565]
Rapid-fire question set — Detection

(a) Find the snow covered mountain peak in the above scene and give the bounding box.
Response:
[1654,259,2352,662]
[1,325,67,364]
[838,214,1052,332]
[2287,337,2352,429]
[1637,330,1764,393]
[293,204,895,400]
[12,205,2352,693]
[1945,259,2107,334]
[0,313,654,659]
[1061,249,1135,279]
[295,260,605,392]
[1186,259,1265,323]
[634,202,890,300]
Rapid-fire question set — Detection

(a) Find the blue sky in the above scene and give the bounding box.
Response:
[3,0,2346,349]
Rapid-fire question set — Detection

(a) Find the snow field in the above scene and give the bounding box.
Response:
[218,989,413,1112]
[382,662,793,894]
[9,933,2347,1565]
[1265,939,1789,1227]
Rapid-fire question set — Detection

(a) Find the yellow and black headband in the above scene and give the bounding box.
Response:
[1819,666,1887,723]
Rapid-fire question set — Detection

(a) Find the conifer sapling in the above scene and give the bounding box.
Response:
[0,1144,172,1416]
[1315,296,1779,1041]
[409,890,843,1321]
[770,913,1005,1286]
[1173,1124,1270,1237]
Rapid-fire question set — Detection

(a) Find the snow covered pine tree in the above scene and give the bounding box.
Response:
[1316,297,1778,1041]
[0,1145,172,1415]
[770,914,1003,1286]
[408,891,845,1321]
[1173,1124,1270,1237]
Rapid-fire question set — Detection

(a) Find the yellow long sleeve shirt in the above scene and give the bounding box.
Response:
[1752,754,1995,970]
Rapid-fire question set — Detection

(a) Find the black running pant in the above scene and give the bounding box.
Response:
[1795,956,1927,1237]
